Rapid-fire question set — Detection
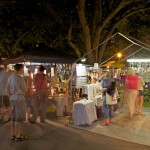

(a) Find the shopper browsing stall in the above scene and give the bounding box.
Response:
[32,65,52,123]
[101,81,118,126]
[6,64,28,142]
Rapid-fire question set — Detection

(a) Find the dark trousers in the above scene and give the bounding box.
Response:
[32,91,48,122]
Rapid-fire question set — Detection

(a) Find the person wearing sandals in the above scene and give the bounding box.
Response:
[6,64,28,142]
[31,65,52,123]
[101,81,118,126]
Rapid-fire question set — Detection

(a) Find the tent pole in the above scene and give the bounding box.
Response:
[112,47,144,68]
[99,44,134,66]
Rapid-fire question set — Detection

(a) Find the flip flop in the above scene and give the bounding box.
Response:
[11,135,16,140]
[14,134,29,142]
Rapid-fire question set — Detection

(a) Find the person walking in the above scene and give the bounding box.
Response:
[135,73,145,115]
[6,64,28,142]
[32,65,51,123]
[124,68,138,119]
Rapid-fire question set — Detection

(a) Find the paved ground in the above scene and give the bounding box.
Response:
[0,117,150,150]
[0,106,150,150]
[69,107,150,147]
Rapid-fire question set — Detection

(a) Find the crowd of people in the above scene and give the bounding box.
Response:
[100,68,145,126]
[0,64,51,142]
[0,64,147,141]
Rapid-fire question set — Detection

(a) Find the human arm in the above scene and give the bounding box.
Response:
[140,77,145,87]
[46,74,52,82]
[20,77,27,94]
[6,77,11,96]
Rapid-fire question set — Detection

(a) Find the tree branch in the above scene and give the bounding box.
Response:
[98,5,150,61]
[108,0,113,11]
[77,0,91,41]
[44,2,67,31]
[67,24,81,58]
[95,0,141,38]
[11,25,38,51]
[92,0,102,39]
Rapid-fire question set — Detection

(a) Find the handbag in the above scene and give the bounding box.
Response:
[106,88,118,105]
[112,89,118,101]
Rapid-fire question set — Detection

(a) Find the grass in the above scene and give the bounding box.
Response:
[143,102,150,107]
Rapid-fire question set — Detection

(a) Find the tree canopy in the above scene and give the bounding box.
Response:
[0,0,150,64]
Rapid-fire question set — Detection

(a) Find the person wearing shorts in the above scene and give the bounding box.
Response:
[6,64,28,142]
[135,73,145,115]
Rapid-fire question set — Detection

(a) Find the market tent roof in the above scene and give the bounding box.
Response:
[2,44,78,64]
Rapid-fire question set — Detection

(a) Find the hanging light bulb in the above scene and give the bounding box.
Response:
[81,57,86,62]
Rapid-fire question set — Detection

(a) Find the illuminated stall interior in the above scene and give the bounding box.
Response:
[126,58,150,82]
[2,44,77,97]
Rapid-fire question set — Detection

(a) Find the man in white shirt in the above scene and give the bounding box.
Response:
[6,64,28,142]
[135,73,145,115]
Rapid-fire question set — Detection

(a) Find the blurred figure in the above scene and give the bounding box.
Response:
[124,68,138,119]
[135,73,145,115]
[25,70,34,124]
[101,72,112,88]
[120,70,126,86]
[6,64,28,142]
[0,67,10,122]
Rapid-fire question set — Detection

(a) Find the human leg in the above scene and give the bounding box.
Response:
[135,91,140,112]
[15,121,21,138]
[0,97,3,121]
[138,96,144,113]
[101,96,109,125]
[25,96,33,124]
[135,96,139,113]
[14,121,28,142]
[108,105,113,123]
[40,92,48,123]
[138,91,144,113]
[40,102,47,123]
[14,98,28,141]
[26,107,31,125]
[32,96,41,122]
[10,121,15,139]
[125,89,138,118]
[10,101,22,140]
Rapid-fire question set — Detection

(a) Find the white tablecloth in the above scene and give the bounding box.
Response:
[52,96,64,116]
[73,99,97,126]
[91,95,103,108]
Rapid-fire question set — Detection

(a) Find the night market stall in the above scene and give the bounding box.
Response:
[2,44,77,117]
